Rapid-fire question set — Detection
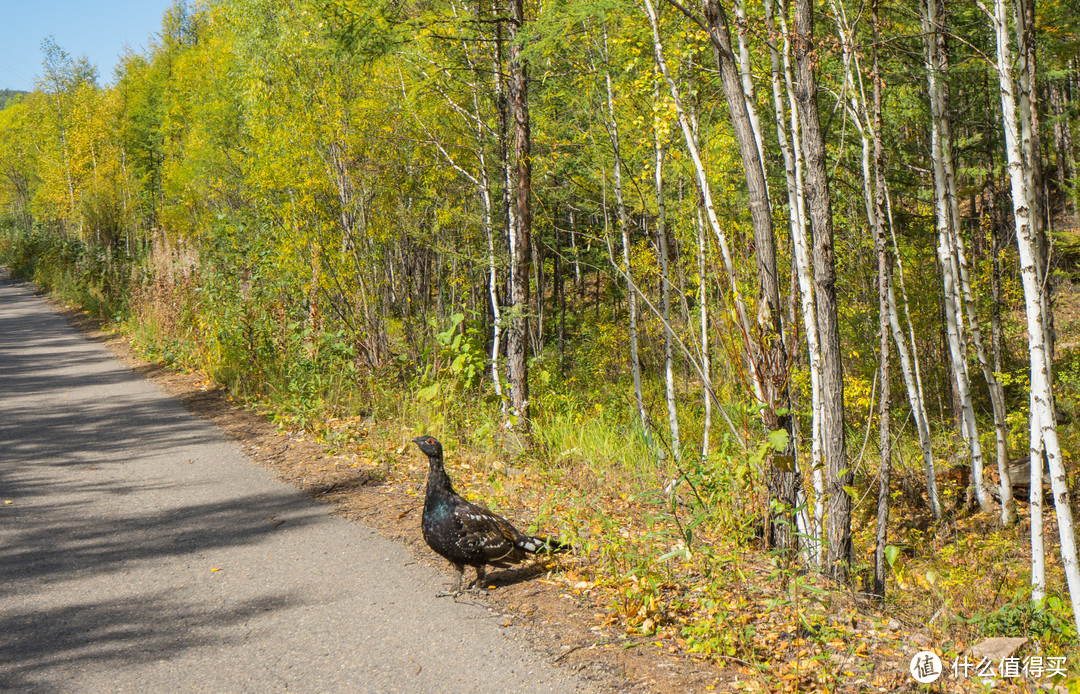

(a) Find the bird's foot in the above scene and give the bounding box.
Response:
[435,589,461,599]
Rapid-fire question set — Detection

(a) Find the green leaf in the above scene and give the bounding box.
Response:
[418,382,440,402]
[658,547,689,562]
[885,545,900,567]
[767,428,789,452]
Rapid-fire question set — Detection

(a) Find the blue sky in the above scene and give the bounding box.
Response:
[0,1,176,91]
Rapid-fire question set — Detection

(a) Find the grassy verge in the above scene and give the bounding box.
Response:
[4,219,1078,689]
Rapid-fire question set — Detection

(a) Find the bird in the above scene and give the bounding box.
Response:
[411,435,568,595]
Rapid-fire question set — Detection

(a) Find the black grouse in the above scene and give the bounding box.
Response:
[412,435,568,594]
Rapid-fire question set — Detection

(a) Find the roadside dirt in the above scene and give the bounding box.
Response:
[45,295,1062,693]
[48,300,738,693]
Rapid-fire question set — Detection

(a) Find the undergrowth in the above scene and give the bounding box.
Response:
[4,219,1080,688]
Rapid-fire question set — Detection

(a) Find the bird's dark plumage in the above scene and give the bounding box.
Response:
[412,435,568,594]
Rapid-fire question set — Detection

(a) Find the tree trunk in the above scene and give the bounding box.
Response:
[733,0,768,174]
[655,78,681,461]
[1050,82,1075,218]
[935,6,1009,516]
[492,3,518,407]
[792,0,850,581]
[507,0,531,431]
[988,0,1080,631]
[604,54,652,447]
[921,0,991,512]
[872,0,891,599]
[697,0,799,554]
[696,200,712,461]
[764,0,823,564]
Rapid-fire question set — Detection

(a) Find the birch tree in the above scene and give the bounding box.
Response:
[601,34,652,448]
[983,0,1080,631]
[654,78,681,460]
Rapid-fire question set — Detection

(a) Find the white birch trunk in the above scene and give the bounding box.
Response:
[696,203,712,461]
[921,0,990,511]
[491,19,517,398]
[687,107,713,461]
[984,0,1080,627]
[733,0,768,177]
[481,161,504,403]
[884,186,942,518]
[403,57,504,405]
[1031,406,1046,601]
[643,0,763,407]
[655,78,681,461]
[933,5,1008,515]
[887,283,942,518]
[604,57,652,445]
[950,221,1014,522]
[569,211,581,286]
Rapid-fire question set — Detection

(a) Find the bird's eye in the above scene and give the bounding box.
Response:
[427,438,435,444]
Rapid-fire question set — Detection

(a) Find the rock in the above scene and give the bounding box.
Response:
[1004,455,1051,488]
[971,637,1028,661]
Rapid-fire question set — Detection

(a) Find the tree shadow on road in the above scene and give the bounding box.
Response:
[0,277,328,691]
[0,589,302,692]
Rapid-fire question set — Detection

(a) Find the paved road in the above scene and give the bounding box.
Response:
[0,269,597,694]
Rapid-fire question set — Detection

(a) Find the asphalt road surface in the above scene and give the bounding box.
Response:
[0,269,598,694]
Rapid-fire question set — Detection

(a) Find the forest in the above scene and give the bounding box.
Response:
[2,0,1080,685]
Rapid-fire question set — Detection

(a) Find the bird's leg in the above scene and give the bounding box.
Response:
[467,565,489,594]
[437,563,466,598]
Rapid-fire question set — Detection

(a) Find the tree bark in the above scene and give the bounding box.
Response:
[791,0,850,581]
[872,0,891,599]
[698,0,799,553]
[655,78,681,461]
[986,0,1080,631]
[507,0,531,431]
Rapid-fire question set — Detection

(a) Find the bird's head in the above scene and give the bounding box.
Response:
[411,435,443,460]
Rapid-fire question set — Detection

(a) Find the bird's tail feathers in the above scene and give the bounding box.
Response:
[517,534,570,554]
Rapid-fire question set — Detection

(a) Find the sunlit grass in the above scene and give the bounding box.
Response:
[6,220,1080,677]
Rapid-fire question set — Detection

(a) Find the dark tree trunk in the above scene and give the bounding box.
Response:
[701,0,798,554]
[792,0,850,582]
[507,0,531,431]
[1051,82,1068,215]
